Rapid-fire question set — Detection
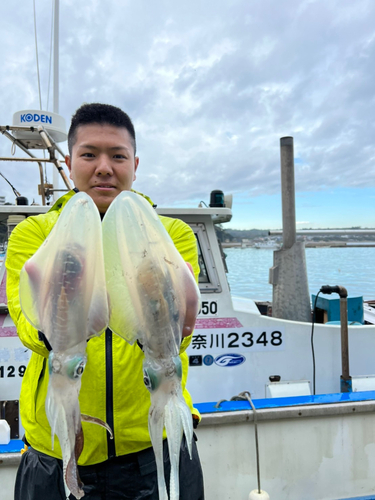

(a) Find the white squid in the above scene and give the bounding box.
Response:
[102,191,200,500]
[19,192,111,499]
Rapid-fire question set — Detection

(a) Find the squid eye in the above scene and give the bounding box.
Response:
[66,356,86,380]
[143,367,159,392]
[74,362,85,377]
[173,356,182,380]
[143,369,152,390]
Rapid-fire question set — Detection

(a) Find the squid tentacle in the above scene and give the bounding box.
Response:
[165,397,183,500]
[65,425,84,499]
[81,414,114,439]
[177,397,193,460]
[149,405,168,500]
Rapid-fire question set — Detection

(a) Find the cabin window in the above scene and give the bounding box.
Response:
[196,238,209,283]
[190,223,222,293]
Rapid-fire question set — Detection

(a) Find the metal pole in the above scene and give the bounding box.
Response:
[38,128,72,190]
[319,285,352,392]
[0,158,57,163]
[280,137,296,250]
[53,0,59,115]
[339,292,352,392]
[52,0,60,201]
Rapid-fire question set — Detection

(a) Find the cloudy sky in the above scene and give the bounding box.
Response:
[0,0,374,229]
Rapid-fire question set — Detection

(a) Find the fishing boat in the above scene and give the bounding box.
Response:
[1,129,375,498]
[2,6,375,499]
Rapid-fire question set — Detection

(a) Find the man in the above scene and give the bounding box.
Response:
[6,103,204,499]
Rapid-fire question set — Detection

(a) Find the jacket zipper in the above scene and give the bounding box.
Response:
[105,328,116,458]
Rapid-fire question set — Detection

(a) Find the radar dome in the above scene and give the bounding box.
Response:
[12,110,67,149]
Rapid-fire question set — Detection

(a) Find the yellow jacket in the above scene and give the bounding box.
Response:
[6,190,199,465]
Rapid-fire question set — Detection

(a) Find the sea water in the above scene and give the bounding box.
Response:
[224,246,375,302]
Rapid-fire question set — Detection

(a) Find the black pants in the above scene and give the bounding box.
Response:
[14,436,204,500]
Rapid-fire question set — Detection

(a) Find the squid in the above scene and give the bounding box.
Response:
[19,192,111,499]
[102,191,200,500]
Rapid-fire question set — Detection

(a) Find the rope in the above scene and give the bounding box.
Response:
[215,391,262,494]
[0,172,22,197]
[33,0,43,110]
[44,154,48,183]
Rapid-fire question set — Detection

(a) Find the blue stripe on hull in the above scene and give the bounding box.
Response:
[0,439,24,453]
[336,496,375,500]
[195,390,375,414]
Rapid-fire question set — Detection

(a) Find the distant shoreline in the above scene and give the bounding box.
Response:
[222,242,375,249]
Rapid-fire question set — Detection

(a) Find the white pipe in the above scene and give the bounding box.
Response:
[52,0,59,201]
[53,0,59,115]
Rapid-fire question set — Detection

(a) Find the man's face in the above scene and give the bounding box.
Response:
[66,124,139,214]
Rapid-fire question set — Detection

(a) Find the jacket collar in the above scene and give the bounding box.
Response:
[47,189,155,214]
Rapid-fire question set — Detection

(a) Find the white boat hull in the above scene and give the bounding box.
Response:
[197,396,375,500]
[187,296,375,403]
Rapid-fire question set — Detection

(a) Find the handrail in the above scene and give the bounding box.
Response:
[0,124,72,204]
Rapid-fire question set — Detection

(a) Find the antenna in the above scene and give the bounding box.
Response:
[53,0,60,201]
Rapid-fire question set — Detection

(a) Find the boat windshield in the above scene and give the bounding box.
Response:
[196,236,209,283]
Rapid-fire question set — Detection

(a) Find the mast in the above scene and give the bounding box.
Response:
[52,0,59,201]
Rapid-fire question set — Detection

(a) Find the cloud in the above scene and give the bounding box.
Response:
[0,0,374,220]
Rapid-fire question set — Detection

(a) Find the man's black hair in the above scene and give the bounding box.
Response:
[67,103,136,156]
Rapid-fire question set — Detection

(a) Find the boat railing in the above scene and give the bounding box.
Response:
[0,124,71,205]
